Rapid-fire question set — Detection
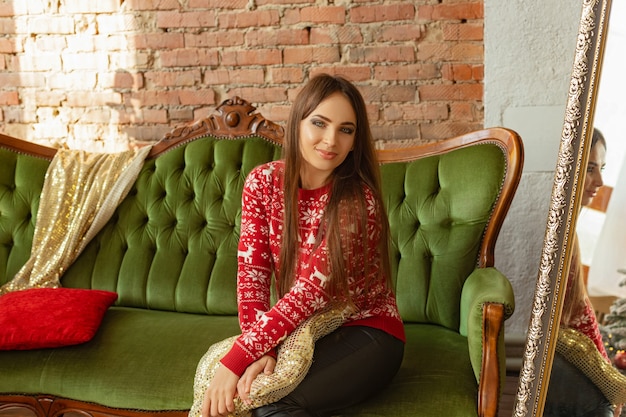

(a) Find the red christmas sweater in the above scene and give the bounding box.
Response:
[220,161,406,376]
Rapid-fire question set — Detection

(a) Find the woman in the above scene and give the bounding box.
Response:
[545,128,616,417]
[202,74,406,417]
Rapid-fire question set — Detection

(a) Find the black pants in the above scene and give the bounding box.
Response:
[544,352,614,417]
[252,326,404,417]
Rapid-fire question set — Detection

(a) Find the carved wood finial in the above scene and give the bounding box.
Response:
[158,97,284,153]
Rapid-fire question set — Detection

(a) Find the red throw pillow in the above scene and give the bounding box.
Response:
[0,287,118,350]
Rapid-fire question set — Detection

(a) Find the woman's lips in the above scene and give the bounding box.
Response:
[316,149,336,160]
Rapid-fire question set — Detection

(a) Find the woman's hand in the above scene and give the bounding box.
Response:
[237,355,277,405]
[201,364,239,417]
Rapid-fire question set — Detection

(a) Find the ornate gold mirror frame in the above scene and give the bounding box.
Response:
[513,0,613,415]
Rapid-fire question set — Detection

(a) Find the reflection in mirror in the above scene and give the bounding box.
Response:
[513,0,615,416]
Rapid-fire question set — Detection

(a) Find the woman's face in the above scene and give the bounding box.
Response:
[582,141,607,206]
[298,92,356,189]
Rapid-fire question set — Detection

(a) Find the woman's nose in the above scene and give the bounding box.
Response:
[323,130,337,146]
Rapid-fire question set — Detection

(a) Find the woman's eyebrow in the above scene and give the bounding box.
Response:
[311,114,356,127]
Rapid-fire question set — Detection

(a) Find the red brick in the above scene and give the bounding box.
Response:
[98,71,145,90]
[0,38,19,53]
[269,67,304,84]
[380,24,424,42]
[309,66,371,82]
[142,109,168,124]
[417,42,483,63]
[144,70,201,87]
[66,91,122,106]
[160,49,219,67]
[123,0,181,10]
[402,103,449,121]
[133,33,185,50]
[283,46,340,64]
[287,6,346,24]
[443,23,483,41]
[442,63,475,81]
[33,91,66,106]
[418,3,483,22]
[225,87,287,103]
[419,83,482,101]
[123,91,181,106]
[310,26,363,45]
[359,85,417,102]
[374,64,439,81]
[349,45,415,63]
[81,108,114,124]
[169,108,194,121]
[255,103,290,124]
[245,29,309,47]
[222,49,282,66]
[256,0,310,5]
[420,121,483,140]
[350,4,415,23]
[450,102,482,121]
[178,89,216,106]
[204,68,265,85]
[185,31,245,48]
[188,0,248,8]
[0,72,46,88]
[219,10,280,28]
[0,91,19,105]
[156,11,217,29]
[371,123,419,141]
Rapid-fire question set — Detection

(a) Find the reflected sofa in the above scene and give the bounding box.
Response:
[0,97,523,417]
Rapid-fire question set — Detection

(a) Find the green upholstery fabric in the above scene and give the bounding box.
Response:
[338,324,478,416]
[0,307,241,410]
[0,149,48,283]
[62,137,281,315]
[0,133,514,416]
[381,144,506,329]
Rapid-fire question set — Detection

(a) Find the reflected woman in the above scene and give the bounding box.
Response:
[544,128,616,417]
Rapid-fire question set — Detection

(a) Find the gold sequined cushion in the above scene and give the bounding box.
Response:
[188,306,349,417]
[0,288,118,350]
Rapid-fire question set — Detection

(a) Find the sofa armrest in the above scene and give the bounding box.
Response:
[459,267,515,388]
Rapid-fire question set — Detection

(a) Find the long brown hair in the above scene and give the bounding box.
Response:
[278,74,391,304]
[561,128,607,325]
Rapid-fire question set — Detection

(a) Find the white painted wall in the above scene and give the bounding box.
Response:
[485,0,582,337]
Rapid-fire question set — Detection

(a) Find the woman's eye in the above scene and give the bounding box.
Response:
[312,120,325,128]
[341,127,355,134]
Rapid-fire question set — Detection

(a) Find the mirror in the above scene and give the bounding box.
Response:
[513,0,614,416]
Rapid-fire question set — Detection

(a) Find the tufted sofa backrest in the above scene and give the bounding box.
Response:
[61,136,282,315]
[380,142,510,330]
[0,99,521,331]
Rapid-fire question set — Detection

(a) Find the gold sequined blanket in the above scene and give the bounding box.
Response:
[189,305,352,417]
[557,327,626,405]
[0,146,152,295]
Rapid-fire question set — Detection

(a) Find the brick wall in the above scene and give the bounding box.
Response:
[0,0,483,151]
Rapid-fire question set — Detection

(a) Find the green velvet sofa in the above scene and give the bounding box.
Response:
[0,97,523,417]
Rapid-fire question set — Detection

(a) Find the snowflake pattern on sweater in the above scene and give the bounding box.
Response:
[220,161,405,376]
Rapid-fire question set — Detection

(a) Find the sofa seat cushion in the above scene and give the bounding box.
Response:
[338,323,477,417]
[0,306,241,411]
